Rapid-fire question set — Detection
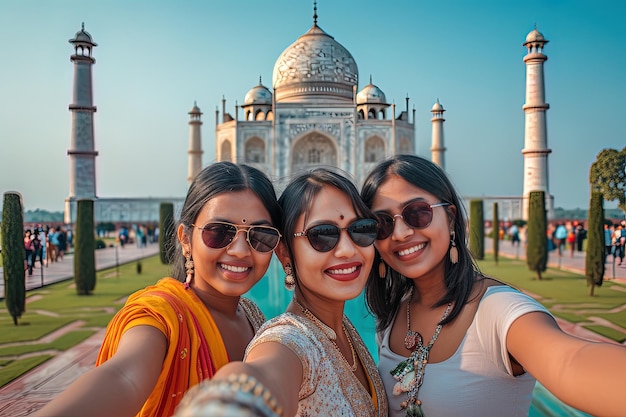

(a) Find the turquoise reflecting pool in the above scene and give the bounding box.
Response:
[247,258,590,417]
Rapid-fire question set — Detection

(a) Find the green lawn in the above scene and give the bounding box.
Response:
[477,254,626,341]
[1,253,625,388]
[0,255,169,386]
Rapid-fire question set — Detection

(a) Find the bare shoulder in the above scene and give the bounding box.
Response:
[472,275,510,300]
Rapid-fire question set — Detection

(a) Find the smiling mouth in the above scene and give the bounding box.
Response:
[397,242,426,256]
[220,264,250,273]
[326,265,359,275]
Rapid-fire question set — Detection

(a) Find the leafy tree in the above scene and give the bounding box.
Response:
[493,202,499,265]
[589,147,626,213]
[526,191,547,280]
[1,192,26,325]
[74,199,96,295]
[469,199,484,260]
[585,191,605,295]
[159,202,175,264]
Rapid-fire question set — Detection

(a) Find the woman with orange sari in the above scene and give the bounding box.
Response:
[34,162,282,417]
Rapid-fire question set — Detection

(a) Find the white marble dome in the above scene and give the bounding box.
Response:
[525,28,547,44]
[357,82,386,104]
[272,24,358,103]
[69,24,97,46]
[244,81,273,105]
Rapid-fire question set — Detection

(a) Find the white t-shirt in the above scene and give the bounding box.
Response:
[378,285,551,417]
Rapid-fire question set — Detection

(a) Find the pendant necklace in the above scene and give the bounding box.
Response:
[293,298,358,372]
[391,287,452,417]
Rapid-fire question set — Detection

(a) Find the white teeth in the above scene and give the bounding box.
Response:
[398,243,426,256]
[327,266,358,275]
[220,264,249,273]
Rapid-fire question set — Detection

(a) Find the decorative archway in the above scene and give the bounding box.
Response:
[245,137,265,163]
[291,132,337,174]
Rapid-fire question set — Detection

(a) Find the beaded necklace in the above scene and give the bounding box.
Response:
[390,288,452,417]
[293,298,358,372]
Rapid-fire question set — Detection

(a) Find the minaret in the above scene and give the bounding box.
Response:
[187,102,203,184]
[65,23,98,224]
[521,27,552,220]
[430,99,446,170]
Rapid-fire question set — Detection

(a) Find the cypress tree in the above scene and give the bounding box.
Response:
[585,191,604,295]
[493,202,499,265]
[469,199,484,260]
[526,191,547,280]
[74,199,96,295]
[159,202,175,265]
[1,192,26,325]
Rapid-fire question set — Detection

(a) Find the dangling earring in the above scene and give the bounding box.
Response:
[378,259,387,279]
[449,231,459,264]
[284,263,295,291]
[185,252,195,288]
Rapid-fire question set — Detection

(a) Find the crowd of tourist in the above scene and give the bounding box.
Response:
[23,224,70,275]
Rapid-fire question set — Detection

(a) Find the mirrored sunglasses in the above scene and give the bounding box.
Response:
[376,201,450,240]
[193,222,281,253]
[293,218,378,252]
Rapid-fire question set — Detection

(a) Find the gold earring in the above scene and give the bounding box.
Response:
[284,263,295,291]
[378,260,387,279]
[185,252,194,288]
[449,231,459,264]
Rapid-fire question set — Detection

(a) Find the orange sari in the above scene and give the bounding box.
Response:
[96,277,265,417]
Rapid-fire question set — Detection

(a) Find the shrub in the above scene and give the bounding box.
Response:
[526,191,547,280]
[585,191,604,295]
[1,192,26,325]
[469,199,484,260]
[74,199,96,295]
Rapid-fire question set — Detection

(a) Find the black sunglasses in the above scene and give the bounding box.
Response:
[192,222,281,253]
[293,218,378,252]
[376,201,450,240]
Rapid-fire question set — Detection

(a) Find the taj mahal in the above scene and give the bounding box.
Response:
[63,8,553,224]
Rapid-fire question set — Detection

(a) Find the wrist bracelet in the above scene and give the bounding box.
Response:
[174,373,284,417]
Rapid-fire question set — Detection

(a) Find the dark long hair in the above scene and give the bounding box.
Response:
[170,162,281,281]
[278,167,375,282]
[361,154,481,332]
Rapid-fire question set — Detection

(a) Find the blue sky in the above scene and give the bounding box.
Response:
[0,0,624,212]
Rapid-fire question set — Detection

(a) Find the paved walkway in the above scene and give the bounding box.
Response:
[1,239,625,416]
[0,243,160,299]
[0,243,159,416]
[486,237,626,281]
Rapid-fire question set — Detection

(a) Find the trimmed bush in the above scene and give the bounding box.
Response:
[469,199,484,260]
[1,192,26,325]
[585,191,604,295]
[74,199,96,295]
[526,191,547,280]
[159,202,175,265]
[493,202,499,265]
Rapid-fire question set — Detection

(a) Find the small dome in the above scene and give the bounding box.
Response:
[356,82,387,105]
[431,100,444,111]
[244,80,273,105]
[189,102,202,114]
[524,28,548,45]
[69,23,97,47]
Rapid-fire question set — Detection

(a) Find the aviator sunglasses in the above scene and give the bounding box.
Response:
[293,218,378,252]
[192,221,281,253]
[376,201,450,240]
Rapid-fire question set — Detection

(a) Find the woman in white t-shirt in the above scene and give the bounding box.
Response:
[361,154,626,417]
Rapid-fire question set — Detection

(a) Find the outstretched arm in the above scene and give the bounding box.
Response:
[33,325,167,417]
[508,311,626,417]
[175,341,303,417]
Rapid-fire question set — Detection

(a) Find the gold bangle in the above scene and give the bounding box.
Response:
[174,373,284,417]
